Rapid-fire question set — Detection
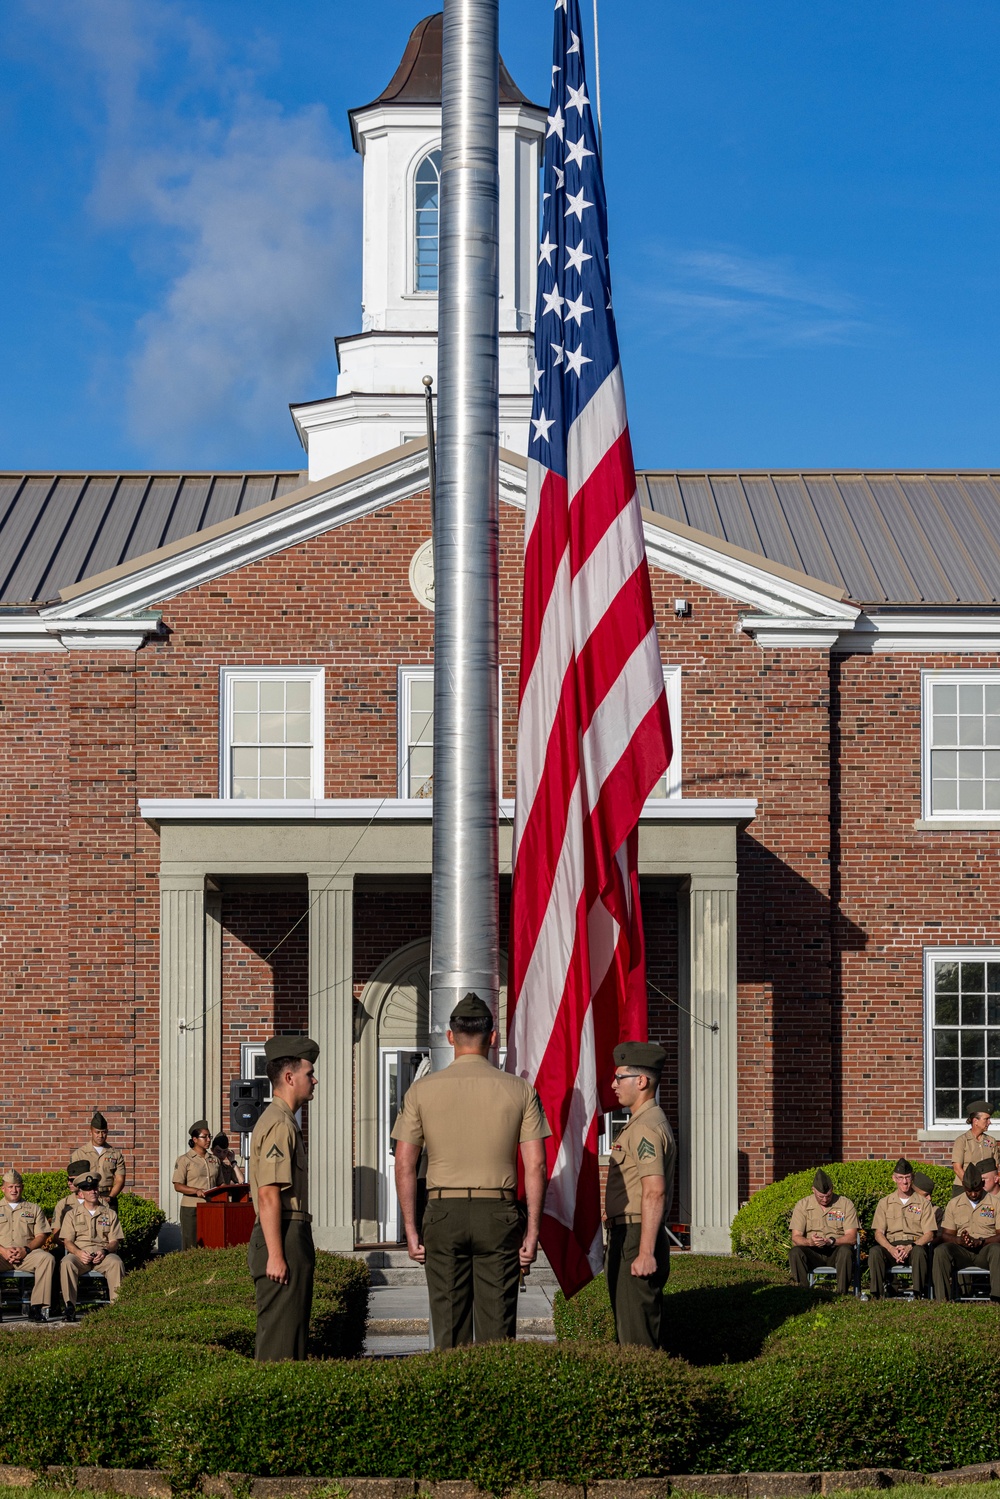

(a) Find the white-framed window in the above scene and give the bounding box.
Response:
[647,666,682,800]
[922,671,1000,820]
[397,665,503,798]
[220,668,324,800]
[925,948,1000,1127]
[413,149,441,293]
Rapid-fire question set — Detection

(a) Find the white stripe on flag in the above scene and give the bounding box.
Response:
[544,1004,597,1230]
[514,549,573,846]
[567,364,628,495]
[571,501,645,655]
[580,625,665,800]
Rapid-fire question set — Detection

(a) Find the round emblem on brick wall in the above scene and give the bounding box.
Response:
[409,539,435,611]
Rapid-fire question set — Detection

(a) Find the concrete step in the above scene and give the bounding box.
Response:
[352,1245,560,1289]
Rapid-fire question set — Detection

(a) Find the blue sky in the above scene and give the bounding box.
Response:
[1,0,997,472]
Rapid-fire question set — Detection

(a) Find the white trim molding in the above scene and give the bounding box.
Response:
[0,614,162,652]
[139,795,758,827]
[923,945,1000,1130]
[219,666,325,801]
[834,614,1000,654]
[920,668,1000,824]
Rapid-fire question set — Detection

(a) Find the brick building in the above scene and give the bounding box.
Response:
[3,15,1000,1254]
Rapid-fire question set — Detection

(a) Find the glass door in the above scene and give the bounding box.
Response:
[379,1048,429,1242]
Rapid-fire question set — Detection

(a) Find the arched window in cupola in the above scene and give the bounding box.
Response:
[414,149,442,292]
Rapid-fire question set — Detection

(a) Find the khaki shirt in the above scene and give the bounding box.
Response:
[0,1200,50,1250]
[60,1201,123,1252]
[391,1054,551,1190]
[942,1193,998,1239]
[952,1130,999,1175]
[249,1097,308,1216]
[789,1193,859,1240]
[871,1191,938,1244]
[172,1149,222,1196]
[50,1193,82,1236]
[604,1099,677,1220]
[75,1143,126,1196]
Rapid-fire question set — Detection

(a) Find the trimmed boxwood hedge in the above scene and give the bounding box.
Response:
[19,1171,165,1272]
[730,1160,955,1267]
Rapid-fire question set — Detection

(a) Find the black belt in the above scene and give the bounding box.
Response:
[426,1188,516,1200]
[608,1214,643,1226]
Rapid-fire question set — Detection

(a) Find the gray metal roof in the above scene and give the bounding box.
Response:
[0,472,305,607]
[638,471,1000,607]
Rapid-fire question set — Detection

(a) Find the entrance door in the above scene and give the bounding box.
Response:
[379,1047,429,1242]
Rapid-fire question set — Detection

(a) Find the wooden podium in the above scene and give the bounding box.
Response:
[195,1184,256,1248]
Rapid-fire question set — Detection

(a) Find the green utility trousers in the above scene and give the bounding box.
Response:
[248,1219,315,1361]
[422,1197,525,1348]
[179,1205,199,1251]
[606,1222,670,1349]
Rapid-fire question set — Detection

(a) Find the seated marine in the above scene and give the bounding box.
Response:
[0,1169,55,1322]
[788,1168,859,1295]
[59,1172,125,1321]
[867,1157,937,1298]
[931,1162,1000,1302]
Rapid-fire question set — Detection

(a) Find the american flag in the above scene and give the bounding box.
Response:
[506,0,673,1298]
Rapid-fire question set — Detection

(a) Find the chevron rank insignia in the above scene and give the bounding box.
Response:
[637,1137,656,1161]
[265,1145,284,1161]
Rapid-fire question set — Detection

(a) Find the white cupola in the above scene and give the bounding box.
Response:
[291,12,547,481]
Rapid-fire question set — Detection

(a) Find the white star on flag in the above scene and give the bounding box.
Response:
[565,241,592,274]
[538,234,557,266]
[533,364,544,391]
[566,81,589,115]
[565,137,594,169]
[563,344,592,376]
[550,342,565,365]
[564,187,593,221]
[531,408,555,443]
[541,284,565,318]
[554,165,565,189]
[547,106,565,140]
[564,291,592,326]
[568,30,581,53]
[552,64,561,84]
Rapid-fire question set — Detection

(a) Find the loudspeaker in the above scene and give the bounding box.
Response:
[229,1078,268,1133]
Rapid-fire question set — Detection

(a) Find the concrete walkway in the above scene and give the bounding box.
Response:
[364,1277,556,1356]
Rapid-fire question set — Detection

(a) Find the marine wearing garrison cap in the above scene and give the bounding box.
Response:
[59,1173,124,1320]
[951,1101,998,1198]
[604,1039,676,1349]
[933,1155,1000,1301]
[392,994,551,1348]
[173,1118,221,1250]
[869,1157,937,1299]
[50,1159,98,1240]
[788,1167,859,1294]
[0,1168,54,1322]
[73,1110,126,1206]
[248,1035,319,1361]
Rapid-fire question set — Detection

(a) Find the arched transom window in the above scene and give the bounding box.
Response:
[414,149,441,292]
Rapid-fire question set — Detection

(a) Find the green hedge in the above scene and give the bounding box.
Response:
[19,1172,164,1272]
[730,1160,955,1267]
[555,1255,825,1363]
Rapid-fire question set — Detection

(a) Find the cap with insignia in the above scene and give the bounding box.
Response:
[67,1159,90,1180]
[964,1162,984,1191]
[76,1173,101,1192]
[188,1119,210,1138]
[966,1099,992,1118]
[813,1168,834,1194]
[1,1169,22,1186]
[263,1034,320,1064]
[450,993,494,1026]
[90,1112,107,1130]
[613,1041,667,1073]
[911,1171,935,1194]
[892,1157,913,1175]
[981,1159,1000,1177]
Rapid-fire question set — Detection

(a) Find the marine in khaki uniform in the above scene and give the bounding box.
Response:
[73,1112,126,1205]
[932,1162,1000,1301]
[173,1121,222,1250]
[247,1035,318,1362]
[392,994,550,1349]
[788,1169,859,1294]
[868,1158,938,1298]
[211,1134,245,1186]
[951,1100,998,1196]
[0,1169,55,1321]
[48,1159,93,1244]
[911,1171,943,1234]
[59,1174,124,1319]
[603,1041,677,1350]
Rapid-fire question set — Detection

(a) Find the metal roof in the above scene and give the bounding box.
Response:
[350,12,540,118]
[638,471,1000,607]
[0,472,305,607]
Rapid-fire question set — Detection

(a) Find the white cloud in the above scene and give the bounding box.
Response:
[18,0,361,461]
[624,244,871,356]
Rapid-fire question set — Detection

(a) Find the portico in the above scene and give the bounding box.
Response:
[142,796,755,1256]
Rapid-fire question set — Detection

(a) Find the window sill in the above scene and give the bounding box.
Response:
[916,1128,997,1142]
[914,819,1000,831]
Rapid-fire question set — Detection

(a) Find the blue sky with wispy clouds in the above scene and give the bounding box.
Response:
[0,0,997,471]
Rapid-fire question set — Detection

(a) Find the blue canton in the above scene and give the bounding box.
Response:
[530,0,621,481]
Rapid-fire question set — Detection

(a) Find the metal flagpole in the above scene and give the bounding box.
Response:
[592,0,603,156]
[428,0,501,1072]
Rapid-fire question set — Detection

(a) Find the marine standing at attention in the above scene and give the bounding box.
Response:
[74,1112,126,1207]
[392,993,550,1348]
[247,1035,318,1362]
[603,1041,677,1349]
[172,1121,222,1250]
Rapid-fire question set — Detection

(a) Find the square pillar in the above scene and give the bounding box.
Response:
[204,890,224,1141]
[158,875,207,1243]
[677,875,739,1254]
[308,874,355,1251]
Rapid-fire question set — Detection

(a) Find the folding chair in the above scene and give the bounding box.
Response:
[0,1269,34,1318]
[956,1265,992,1301]
[808,1240,862,1295]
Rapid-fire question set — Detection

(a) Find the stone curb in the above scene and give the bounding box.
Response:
[0,1463,993,1498]
[366,1318,555,1336]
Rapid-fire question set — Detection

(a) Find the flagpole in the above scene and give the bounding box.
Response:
[429,0,501,1070]
[592,0,603,156]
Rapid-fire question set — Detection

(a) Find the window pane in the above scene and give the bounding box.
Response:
[232,748,258,779]
[989,965,1000,993]
[285,748,311,779]
[990,997,1000,1027]
[259,711,285,742]
[987,714,1000,746]
[232,777,256,800]
[932,714,957,746]
[987,1030,1000,1058]
[960,715,984,747]
[259,747,284,777]
[985,683,1000,715]
[936,993,959,1025]
[959,683,983,714]
[258,778,284,798]
[958,779,985,811]
[285,713,311,743]
[937,1089,960,1119]
[962,994,985,1026]
[410,709,433,745]
[935,1059,959,1087]
[233,680,258,710]
[231,712,258,744]
[410,679,434,712]
[986,780,1000,812]
[963,1062,986,1092]
[961,1029,985,1058]
[936,1029,959,1058]
[934,683,957,714]
[285,777,311,799]
[259,680,285,711]
[964,962,986,991]
[958,751,983,780]
[989,1062,1000,1094]
[285,679,311,711]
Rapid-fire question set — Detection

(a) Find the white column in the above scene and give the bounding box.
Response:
[677,876,739,1254]
[308,875,355,1251]
[204,890,224,1140]
[158,876,206,1245]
